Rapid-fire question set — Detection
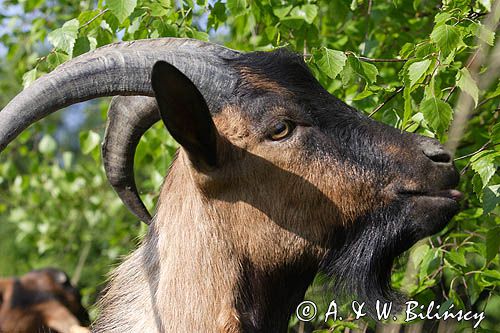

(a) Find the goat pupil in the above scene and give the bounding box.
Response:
[275,123,287,134]
[271,121,290,140]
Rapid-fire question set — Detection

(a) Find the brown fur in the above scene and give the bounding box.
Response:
[238,67,292,96]
[0,269,89,333]
[95,154,324,331]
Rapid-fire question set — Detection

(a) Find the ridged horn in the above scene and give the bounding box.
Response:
[103,96,160,224]
[0,38,241,223]
[0,38,240,153]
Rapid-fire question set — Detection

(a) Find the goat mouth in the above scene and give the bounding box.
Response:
[397,188,462,236]
[398,189,463,201]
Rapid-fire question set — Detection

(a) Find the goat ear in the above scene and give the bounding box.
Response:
[151,61,218,169]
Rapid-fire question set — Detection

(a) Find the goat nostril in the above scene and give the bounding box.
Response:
[419,140,452,163]
[424,151,452,163]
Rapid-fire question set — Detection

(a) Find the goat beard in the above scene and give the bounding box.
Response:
[320,200,421,317]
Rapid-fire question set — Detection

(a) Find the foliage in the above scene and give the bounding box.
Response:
[0,0,498,331]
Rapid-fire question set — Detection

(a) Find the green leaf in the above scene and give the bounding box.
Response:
[226,0,247,16]
[107,0,137,23]
[210,2,226,23]
[350,0,358,11]
[412,243,430,267]
[482,269,500,280]
[149,3,169,17]
[25,0,44,11]
[471,150,499,187]
[190,30,209,41]
[80,130,101,155]
[47,51,69,69]
[159,0,173,7]
[48,19,80,54]
[22,68,37,88]
[486,227,500,261]
[402,86,413,127]
[289,4,318,24]
[415,43,437,58]
[483,185,500,214]
[352,89,373,101]
[73,37,91,57]
[491,122,500,144]
[419,249,441,282]
[315,48,347,80]
[38,135,57,154]
[478,0,492,11]
[471,23,495,46]
[360,61,378,83]
[438,299,454,316]
[272,5,292,19]
[430,24,462,56]
[447,250,466,267]
[456,68,479,106]
[472,173,483,198]
[400,43,414,58]
[434,12,452,25]
[419,97,453,136]
[342,57,378,84]
[407,59,431,88]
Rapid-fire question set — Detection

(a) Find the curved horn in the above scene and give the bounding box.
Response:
[103,96,160,224]
[0,38,240,152]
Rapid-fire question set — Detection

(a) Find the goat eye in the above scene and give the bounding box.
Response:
[270,120,295,141]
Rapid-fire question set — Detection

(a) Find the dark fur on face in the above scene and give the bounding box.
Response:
[320,199,457,316]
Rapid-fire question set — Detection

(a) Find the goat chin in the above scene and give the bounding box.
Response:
[320,198,456,317]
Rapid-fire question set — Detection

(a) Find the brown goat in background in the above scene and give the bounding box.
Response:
[0,268,89,333]
[0,38,462,332]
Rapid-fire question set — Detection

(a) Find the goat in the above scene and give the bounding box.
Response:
[0,38,462,332]
[0,268,89,333]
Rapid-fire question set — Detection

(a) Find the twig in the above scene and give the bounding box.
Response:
[177,7,192,27]
[35,49,56,66]
[459,141,500,175]
[80,8,109,29]
[357,56,408,63]
[454,140,492,161]
[368,86,404,117]
[477,95,500,109]
[71,240,91,286]
[345,51,408,63]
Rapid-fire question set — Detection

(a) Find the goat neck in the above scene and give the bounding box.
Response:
[95,149,324,332]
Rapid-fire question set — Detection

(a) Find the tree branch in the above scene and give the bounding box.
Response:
[345,51,408,63]
[357,55,408,63]
[80,8,109,29]
[368,86,404,117]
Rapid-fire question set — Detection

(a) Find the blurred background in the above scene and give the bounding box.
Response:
[0,0,498,332]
